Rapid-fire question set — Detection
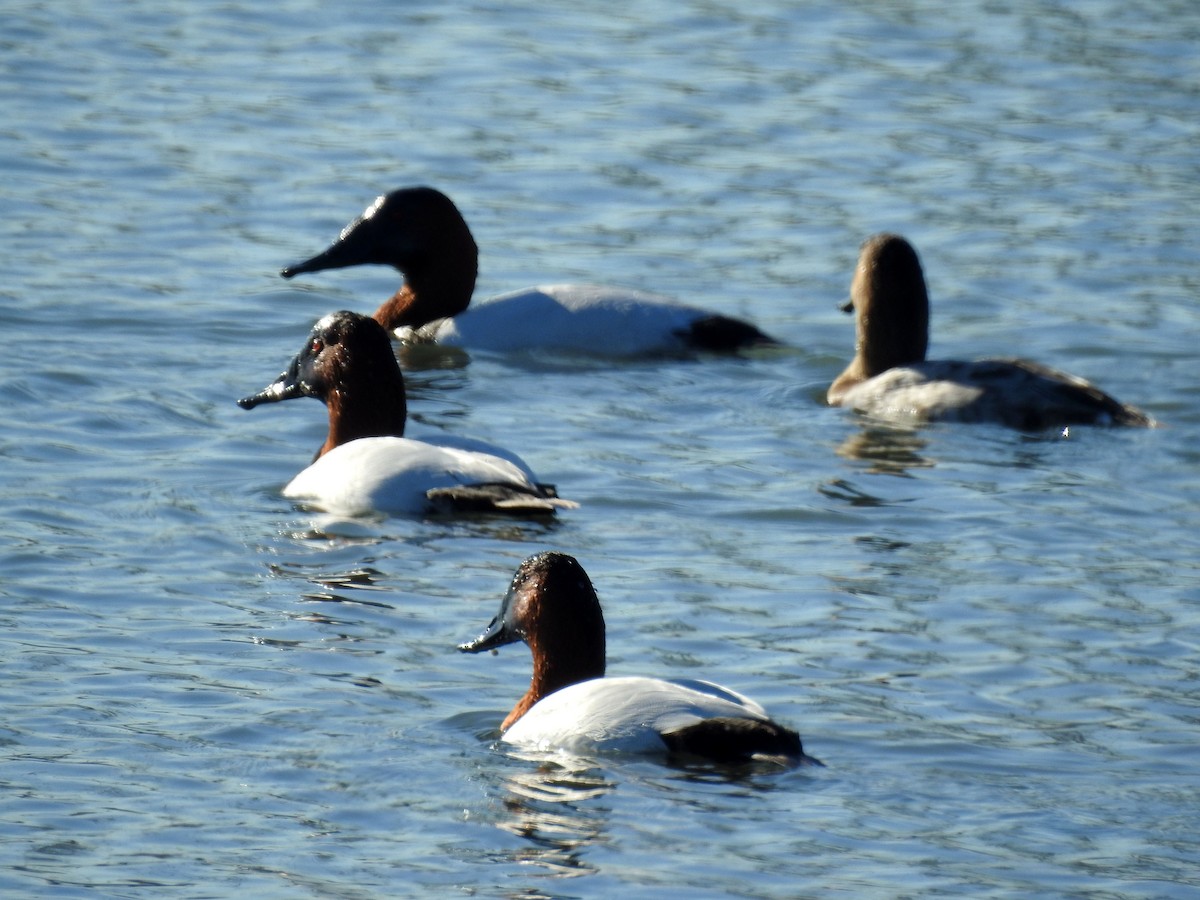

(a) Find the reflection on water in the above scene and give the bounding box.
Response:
[3,0,1197,895]
[818,477,910,507]
[836,424,935,476]
[493,756,616,878]
[278,510,565,544]
[281,516,395,544]
[485,746,818,881]
[397,342,474,374]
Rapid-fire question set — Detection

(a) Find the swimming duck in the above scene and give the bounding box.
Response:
[458,552,820,767]
[828,233,1156,429]
[281,186,778,356]
[238,311,574,516]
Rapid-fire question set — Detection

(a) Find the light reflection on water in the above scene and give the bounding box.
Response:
[493,761,615,878]
[2,0,1199,896]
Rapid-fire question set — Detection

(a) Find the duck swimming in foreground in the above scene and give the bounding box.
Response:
[458,552,821,767]
[828,233,1156,430]
[281,186,779,356]
[238,311,575,517]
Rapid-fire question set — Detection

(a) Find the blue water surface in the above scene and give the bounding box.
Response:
[2,1,1199,897]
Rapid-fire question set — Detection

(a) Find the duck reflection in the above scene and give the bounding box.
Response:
[493,755,615,877]
[836,424,934,476]
[397,341,472,373]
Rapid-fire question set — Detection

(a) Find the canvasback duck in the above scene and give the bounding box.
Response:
[281,186,779,356]
[828,233,1156,430]
[458,552,821,767]
[238,311,575,517]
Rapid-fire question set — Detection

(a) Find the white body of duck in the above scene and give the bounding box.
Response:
[400,283,753,356]
[828,233,1155,430]
[458,552,820,766]
[239,311,573,517]
[502,675,780,755]
[281,434,558,518]
[282,187,778,356]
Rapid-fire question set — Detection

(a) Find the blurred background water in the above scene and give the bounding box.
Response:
[2,1,1198,896]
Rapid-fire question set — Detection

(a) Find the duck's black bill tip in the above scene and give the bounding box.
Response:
[457,621,510,654]
[280,258,321,279]
[280,244,350,279]
[237,378,297,409]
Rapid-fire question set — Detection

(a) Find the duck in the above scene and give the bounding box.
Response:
[828,233,1157,430]
[458,551,821,767]
[280,186,779,356]
[238,310,575,517]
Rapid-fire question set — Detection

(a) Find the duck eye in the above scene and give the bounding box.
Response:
[310,339,324,354]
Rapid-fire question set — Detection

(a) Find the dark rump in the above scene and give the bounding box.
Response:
[661,716,818,766]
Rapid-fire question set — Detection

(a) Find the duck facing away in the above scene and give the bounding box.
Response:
[458,552,820,767]
[238,311,574,517]
[282,186,779,356]
[828,233,1156,430]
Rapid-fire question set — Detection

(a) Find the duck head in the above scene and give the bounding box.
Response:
[281,187,480,330]
[459,552,606,730]
[238,310,408,457]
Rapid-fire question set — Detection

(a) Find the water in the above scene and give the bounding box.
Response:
[3,0,1199,896]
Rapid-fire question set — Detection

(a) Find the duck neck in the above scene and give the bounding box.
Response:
[317,366,408,458]
[831,289,930,402]
[372,260,477,332]
[858,299,928,378]
[501,636,605,733]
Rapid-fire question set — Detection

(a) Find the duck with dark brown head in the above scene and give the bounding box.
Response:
[459,552,820,767]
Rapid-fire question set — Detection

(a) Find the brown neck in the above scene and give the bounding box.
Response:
[501,635,605,733]
[858,303,928,378]
[316,375,408,459]
[830,246,929,404]
[856,237,930,378]
[371,262,477,331]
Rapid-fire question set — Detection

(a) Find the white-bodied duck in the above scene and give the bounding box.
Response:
[458,552,820,767]
[238,311,574,517]
[282,186,779,356]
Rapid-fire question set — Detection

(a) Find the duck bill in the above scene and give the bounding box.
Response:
[281,203,389,279]
[281,240,361,278]
[459,572,530,653]
[237,372,303,409]
[237,355,306,410]
[457,613,519,654]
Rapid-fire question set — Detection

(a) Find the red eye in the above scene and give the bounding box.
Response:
[311,339,324,354]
